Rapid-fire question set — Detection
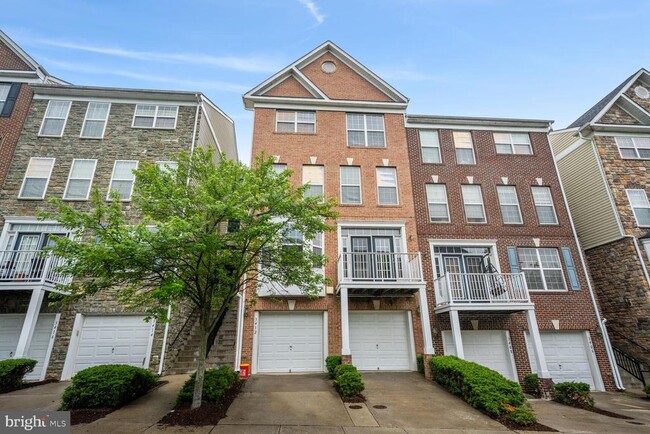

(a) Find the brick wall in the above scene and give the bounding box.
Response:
[0,41,32,71]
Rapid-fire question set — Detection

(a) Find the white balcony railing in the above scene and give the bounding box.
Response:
[434,272,530,307]
[0,250,71,286]
[338,252,424,284]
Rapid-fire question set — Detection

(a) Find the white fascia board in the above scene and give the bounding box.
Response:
[33,94,198,106]
[200,95,234,125]
[591,124,650,135]
[406,121,549,133]
[549,126,580,136]
[554,138,587,161]
[249,97,406,113]
[618,94,650,123]
[291,67,328,99]
[588,69,648,126]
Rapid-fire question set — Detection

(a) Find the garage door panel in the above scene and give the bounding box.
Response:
[350,312,412,371]
[443,330,517,381]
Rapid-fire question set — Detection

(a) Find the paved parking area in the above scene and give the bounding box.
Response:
[0,381,67,411]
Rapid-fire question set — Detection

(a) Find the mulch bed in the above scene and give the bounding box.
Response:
[334,384,366,403]
[70,380,168,425]
[158,381,243,426]
[496,414,558,432]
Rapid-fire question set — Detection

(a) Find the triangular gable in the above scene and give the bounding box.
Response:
[0,30,41,71]
[244,41,408,109]
[260,73,320,99]
[598,103,642,125]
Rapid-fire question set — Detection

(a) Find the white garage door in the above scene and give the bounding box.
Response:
[72,315,155,375]
[526,331,598,389]
[256,312,324,373]
[443,330,517,381]
[350,311,412,371]
[0,314,58,381]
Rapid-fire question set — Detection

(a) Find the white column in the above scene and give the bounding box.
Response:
[418,286,434,354]
[526,309,550,377]
[340,286,351,355]
[449,309,464,359]
[14,289,45,358]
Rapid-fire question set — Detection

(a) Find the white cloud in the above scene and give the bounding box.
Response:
[298,0,325,25]
[26,38,282,73]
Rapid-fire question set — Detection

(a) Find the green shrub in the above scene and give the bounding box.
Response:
[326,356,342,379]
[176,366,240,405]
[0,359,37,393]
[416,355,425,375]
[337,371,365,398]
[508,404,537,426]
[429,356,527,418]
[523,373,539,396]
[61,365,158,409]
[644,384,650,396]
[334,363,358,378]
[554,382,593,407]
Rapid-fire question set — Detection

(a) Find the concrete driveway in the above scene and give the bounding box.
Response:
[0,381,68,411]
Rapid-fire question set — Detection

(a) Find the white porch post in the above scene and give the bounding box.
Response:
[340,286,351,356]
[14,289,45,358]
[449,309,464,359]
[418,286,434,354]
[526,309,550,377]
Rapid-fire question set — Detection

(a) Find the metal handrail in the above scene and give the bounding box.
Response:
[0,249,70,285]
[434,272,530,306]
[612,346,646,386]
[338,252,423,283]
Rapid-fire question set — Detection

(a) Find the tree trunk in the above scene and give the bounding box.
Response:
[206,306,228,354]
[191,312,209,409]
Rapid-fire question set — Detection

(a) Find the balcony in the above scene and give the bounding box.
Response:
[434,272,533,312]
[337,252,425,296]
[0,250,71,289]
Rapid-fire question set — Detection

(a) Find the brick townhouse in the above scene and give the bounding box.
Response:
[0,30,67,190]
[550,68,650,388]
[0,77,239,380]
[239,40,620,390]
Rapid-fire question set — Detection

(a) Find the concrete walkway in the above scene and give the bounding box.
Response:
[0,381,68,411]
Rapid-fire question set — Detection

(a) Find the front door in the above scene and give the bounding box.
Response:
[442,256,464,299]
[373,236,395,280]
[464,256,487,300]
[351,237,372,279]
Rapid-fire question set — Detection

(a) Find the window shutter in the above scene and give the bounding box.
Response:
[1,83,21,117]
[561,247,580,290]
[507,246,520,274]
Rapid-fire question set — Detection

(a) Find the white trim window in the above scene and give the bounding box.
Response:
[302,165,324,199]
[497,185,523,224]
[376,167,398,205]
[63,159,97,200]
[340,166,362,205]
[39,100,71,137]
[18,157,55,199]
[461,184,486,223]
[453,131,476,164]
[494,132,532,155]
[532,186,558,225]
[81,102,111,138]
[420,130,441,163]
[108,160,138,201]
[156,161,178,173]
[426,184,450,223]
[272,163,287,173]
[0,83,10,113]
[626,189,650,227]
[518,247,566,291]
[347,113,385,147]
[615,136,650,159]
[276,110,315,133]
[132,105,178,129]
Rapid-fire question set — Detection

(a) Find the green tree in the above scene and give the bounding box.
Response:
[45,146,337,409]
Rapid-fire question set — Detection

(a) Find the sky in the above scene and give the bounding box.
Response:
[2,0,649,164]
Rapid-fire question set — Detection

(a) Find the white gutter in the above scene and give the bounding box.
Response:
[158,95,202,375]
[234,287,246,368]
[550,135,625,390]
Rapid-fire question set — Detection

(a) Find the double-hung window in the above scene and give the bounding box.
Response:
[532,186,558,224]
[518,247,566,291]
[497,186,523,224]
[615,136,650,159]
[39,100,71,137]
[426,184,450,222]
[276,110,315,133]
[272,163,287,173]
[63,159,97,200]
[302,165,324,199]
[81,102,111,138]
[376,167,398,205]
[494,132,532,154]
[626,189,650,227]
[108,160,138,201]
[18,157,55,199]
[420,130,441,163]
[133,105,178,129]
[453,131,476,164]
[340,166,362,204]
[347,113,385,147]
[461,185,486,223]
[0,83,11,114]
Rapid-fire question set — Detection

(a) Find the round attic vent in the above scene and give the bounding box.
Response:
[321,61,337,74]
[635,86,650,99]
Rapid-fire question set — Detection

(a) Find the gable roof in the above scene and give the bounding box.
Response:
[567,68,649,129]
[243,41,408,110]
[0,29,68,84]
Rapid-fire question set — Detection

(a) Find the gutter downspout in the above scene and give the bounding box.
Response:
[555,128,625,390]
[158,95,202,375]
[234,286,246,368]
